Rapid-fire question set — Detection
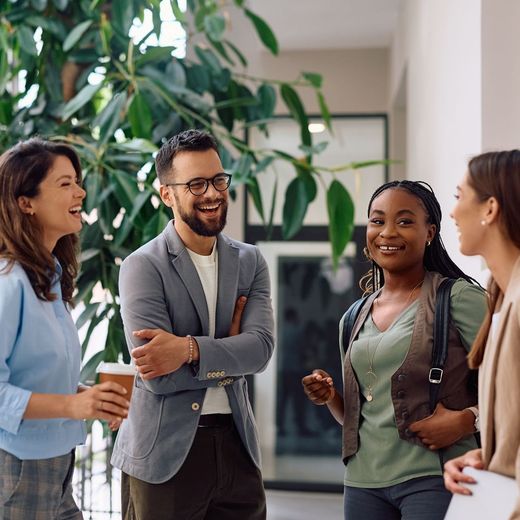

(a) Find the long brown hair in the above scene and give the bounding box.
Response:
[467,150,520,368]
[0,138,82,304]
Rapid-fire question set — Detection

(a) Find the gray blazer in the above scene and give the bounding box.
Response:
[111,222,274,483]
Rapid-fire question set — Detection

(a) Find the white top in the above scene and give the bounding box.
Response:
[187,245,231,414]
[491,311,501,341]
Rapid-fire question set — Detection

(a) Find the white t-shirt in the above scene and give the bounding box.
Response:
[187,245,231,414]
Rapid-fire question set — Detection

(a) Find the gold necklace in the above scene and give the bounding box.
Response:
[365,333,384,402]
[365,278,424,403]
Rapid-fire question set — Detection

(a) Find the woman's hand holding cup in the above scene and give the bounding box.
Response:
[67,382,130,422]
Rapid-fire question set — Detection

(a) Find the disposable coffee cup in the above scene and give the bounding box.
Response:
[97,362,136,400]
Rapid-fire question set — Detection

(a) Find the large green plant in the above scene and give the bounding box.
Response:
[0,0,370,377]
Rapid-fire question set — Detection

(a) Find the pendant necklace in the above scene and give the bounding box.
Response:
[365,333,384,402]
[364,278,424,403]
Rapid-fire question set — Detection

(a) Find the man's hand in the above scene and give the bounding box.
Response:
[229,296,247,336]
[302,369,335,405]
[444,448,484,495]
[132,329,188,380]
[408,402,476,450]
[131,296,247,380]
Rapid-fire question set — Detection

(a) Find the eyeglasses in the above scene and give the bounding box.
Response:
[165,173,232,196]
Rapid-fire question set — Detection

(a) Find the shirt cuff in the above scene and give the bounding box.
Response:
[0,386,32,435]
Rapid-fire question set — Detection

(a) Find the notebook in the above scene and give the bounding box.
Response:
[445,467,517,519]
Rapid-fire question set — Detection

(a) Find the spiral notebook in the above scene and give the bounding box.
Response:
[444,467,517,519]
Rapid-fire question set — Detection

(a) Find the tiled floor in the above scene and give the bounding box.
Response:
[267,490,343,520]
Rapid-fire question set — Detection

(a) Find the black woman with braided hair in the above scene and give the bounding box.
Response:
[302,180,486,520]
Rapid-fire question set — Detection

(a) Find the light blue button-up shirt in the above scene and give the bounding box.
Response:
[0,259,86,459]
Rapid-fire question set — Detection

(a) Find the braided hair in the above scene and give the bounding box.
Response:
[361,180,478,293]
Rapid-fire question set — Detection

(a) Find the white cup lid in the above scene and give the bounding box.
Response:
[96,362,136,375]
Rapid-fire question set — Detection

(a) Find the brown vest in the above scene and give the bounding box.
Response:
[342,271,478,463]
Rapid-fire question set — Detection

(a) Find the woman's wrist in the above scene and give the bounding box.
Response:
[460,408,477,435]
[326,386,336,404]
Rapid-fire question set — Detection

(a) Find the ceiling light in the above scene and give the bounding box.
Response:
[308,123,325,133]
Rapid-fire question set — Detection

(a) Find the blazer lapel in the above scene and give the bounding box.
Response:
[164,223,210,335]
[215,234,239,339]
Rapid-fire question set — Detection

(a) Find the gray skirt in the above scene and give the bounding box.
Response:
[0,448,83,519]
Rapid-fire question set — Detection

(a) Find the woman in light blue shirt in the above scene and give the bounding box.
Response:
[0,139,129,518]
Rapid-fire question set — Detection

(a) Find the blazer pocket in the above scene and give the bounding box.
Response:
[119,385,164,460]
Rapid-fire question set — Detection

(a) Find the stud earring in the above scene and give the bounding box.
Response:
[426,241,431,247]
[480,220,487,226]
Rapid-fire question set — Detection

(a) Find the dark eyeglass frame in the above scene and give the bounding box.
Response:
[165,173,232,196]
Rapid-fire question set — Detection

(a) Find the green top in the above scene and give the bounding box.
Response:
[344,279,487,488]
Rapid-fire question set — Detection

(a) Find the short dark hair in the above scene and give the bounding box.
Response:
[155,129,219,184]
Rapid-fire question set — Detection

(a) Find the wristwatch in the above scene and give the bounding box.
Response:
[467,406,480,432]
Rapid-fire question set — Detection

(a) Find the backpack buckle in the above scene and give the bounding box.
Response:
[429,368,444,384]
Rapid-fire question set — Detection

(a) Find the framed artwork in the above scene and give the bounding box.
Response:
[255,240,368,486]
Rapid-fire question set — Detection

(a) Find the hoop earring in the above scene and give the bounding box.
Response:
[363,246,372,261]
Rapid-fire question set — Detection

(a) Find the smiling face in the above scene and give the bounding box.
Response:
[366,188,436,275]
[161,148,228,238]
[450,173,488,256]
[18,154,85,252]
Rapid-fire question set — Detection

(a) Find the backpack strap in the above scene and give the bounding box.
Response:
[429,278,457,412]
[341,295,370,357]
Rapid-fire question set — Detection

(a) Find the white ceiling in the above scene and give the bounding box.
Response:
[248,0,402,51]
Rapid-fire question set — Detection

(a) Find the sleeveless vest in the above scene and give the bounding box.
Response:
[342,271,478,463]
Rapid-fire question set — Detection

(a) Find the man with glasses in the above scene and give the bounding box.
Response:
[111,129,274,520]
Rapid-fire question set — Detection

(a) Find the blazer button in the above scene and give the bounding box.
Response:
[191,403,200,411]
[398,374,406,382]
[397,390,405,399]
[402,411,409,420]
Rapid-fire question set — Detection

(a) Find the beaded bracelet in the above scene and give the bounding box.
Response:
[187,334,194,364]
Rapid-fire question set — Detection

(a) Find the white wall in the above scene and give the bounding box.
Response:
[481,0,520,150]
[390,0,486,282]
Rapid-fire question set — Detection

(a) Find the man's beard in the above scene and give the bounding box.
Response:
[176,199,228,237]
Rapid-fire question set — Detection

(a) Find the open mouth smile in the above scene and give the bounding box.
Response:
[69,206,82,218]
[377,244,404,252]
[195,201,223,214]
